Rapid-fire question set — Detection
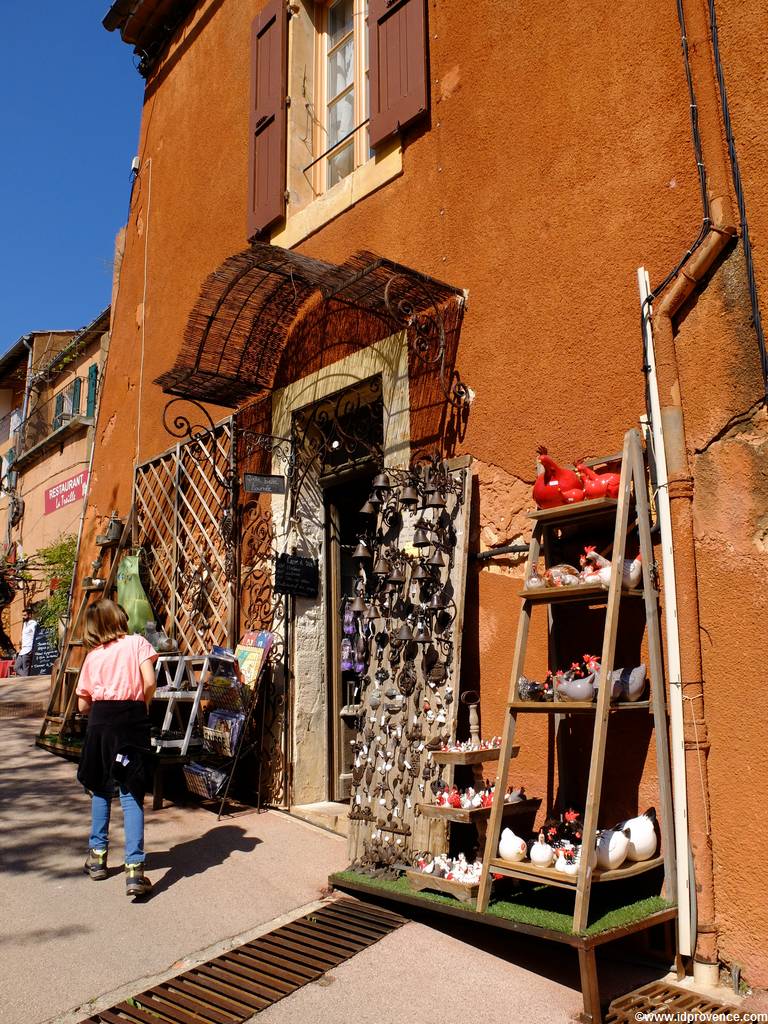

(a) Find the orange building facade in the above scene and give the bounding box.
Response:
[79,0,767,987]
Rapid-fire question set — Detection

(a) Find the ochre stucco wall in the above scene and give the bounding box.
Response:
[84,0,768,984]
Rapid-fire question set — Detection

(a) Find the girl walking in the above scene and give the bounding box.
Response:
[76,599,157,896]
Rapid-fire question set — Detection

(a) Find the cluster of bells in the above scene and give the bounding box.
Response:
[349,471,452,645]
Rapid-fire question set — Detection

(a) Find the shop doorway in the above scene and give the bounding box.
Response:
[325,475,375,801]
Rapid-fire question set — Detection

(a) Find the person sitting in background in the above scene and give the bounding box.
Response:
[14,608,37,676]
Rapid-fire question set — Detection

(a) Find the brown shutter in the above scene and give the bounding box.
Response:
[368,0,428,148]
[247,0,288,240]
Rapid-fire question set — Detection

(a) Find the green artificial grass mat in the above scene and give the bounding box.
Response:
[331,870,673,937]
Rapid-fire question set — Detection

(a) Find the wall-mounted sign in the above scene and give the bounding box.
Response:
[274,553,319,598]
[243,472,286,495]
[44,470,89,515]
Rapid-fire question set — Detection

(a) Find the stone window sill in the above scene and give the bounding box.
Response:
[270,141,402,250]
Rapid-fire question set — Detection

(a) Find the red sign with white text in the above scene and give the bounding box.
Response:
[44,470,89,515]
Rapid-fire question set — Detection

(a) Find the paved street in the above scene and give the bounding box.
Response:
[2,678,648,1024]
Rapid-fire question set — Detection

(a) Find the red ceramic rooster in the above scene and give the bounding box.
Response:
[575,460,621,500]
[533,447,585,508]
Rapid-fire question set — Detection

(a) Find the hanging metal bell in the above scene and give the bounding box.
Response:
[387,564,406,584]
[372,472,391,490]
[349,593,368,613]
[413,526,430,547]
[365,604,379,621]
[399,484,419,506]
[396,621,414,641]
[411,562,430,581]
[428,589,447,610]
[352,540,372,560]
[424,492,446,510]
[427,548,445,567]
[360,500,378,515]
[413,619,432,643]
[373,554,391,576]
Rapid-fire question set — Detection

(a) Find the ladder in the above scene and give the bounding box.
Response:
[151,654,209,756]
[476,428,676,933]
[37,509,135,753]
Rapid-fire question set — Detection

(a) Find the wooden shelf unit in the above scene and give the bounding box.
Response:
[430,746,507,766]
[476,428,676,936]
[417,796,540,824]
[518,583,645,604]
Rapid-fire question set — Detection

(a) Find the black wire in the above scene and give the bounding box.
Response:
[707,0,768,392]
[641,0,713,369]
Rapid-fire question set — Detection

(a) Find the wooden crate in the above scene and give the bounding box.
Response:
[405,869,480,904]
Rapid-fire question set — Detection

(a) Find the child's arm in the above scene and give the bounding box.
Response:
[78,693,92,714]
[140,658,156,710]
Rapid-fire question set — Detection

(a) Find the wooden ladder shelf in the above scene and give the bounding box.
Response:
[476,428,676,934]
[37,508,135,754]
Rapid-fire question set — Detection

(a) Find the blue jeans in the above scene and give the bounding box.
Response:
[89,788,145,865]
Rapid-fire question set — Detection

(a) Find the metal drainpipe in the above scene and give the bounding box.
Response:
[652,203,736,975]
[645,0,746,974]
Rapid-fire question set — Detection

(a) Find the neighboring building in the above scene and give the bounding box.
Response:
[1,310,109,649]
[67,0,767,987]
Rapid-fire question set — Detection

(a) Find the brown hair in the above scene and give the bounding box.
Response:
[83,599,130,649]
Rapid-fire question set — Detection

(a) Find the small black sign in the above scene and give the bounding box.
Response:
[274,553,319,598]
[243,473,286,495]
[30,626,59,676]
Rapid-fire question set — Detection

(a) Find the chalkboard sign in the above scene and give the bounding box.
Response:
[274,553,319,598]
[30,626,59,676]
[243,473,286,495]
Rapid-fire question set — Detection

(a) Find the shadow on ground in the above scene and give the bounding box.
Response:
[146,826,262,896]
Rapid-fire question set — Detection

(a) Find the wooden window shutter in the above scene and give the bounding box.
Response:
[86,364,98,417]
[71,376,82,416]
[368,0,428,148]
[53,392,64,430]
[247,0,288,240]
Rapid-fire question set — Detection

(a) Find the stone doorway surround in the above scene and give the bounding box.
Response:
[269,331,411,808]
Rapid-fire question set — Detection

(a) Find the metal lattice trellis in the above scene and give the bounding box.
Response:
[133,420,236,653]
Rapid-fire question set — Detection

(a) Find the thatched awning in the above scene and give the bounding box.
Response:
[154,243,465,408]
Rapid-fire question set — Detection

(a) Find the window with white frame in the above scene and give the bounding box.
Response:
[248,0,429,241]
[317,0,370,193]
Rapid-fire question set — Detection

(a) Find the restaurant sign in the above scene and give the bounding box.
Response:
[45,470,89,515]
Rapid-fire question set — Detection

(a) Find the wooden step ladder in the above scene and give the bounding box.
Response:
[37,508,135,754]
[475,428,676,934]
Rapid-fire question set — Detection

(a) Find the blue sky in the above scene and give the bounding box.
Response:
[0,5,143,353]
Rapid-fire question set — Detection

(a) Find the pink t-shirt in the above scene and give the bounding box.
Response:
[76,634,158,702]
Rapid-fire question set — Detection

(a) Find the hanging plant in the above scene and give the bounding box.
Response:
[31,533,78,633]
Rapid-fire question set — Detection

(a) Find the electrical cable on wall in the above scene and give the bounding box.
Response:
[640,0,712,333]
[707,0,768,392]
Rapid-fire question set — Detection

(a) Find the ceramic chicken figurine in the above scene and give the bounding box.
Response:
[610,664,647,702]
[529,831,554,868]
[595,826,632,870]
[617,807,658,861]
[543,563,581,587]
[583,552,643,590]
[498,827,527,862]
[554,669,597,702]
[533,447,585,508]
[575,461,621,500]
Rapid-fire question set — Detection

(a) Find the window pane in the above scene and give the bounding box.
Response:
[328,89,354,148]
[329,0,353,48]
[328,37,353,101]
[327,142,354,188]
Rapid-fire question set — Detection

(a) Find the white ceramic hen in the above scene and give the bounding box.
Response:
[618,807,658,861]
[498,828,527,862]
[529,831,554,868]
[595,826,631,870]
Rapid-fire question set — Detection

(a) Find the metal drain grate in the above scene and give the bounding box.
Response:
[607,980,735,1022]
[83,897,406,1023]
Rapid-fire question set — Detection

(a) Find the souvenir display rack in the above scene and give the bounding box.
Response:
[475,427,676,933]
